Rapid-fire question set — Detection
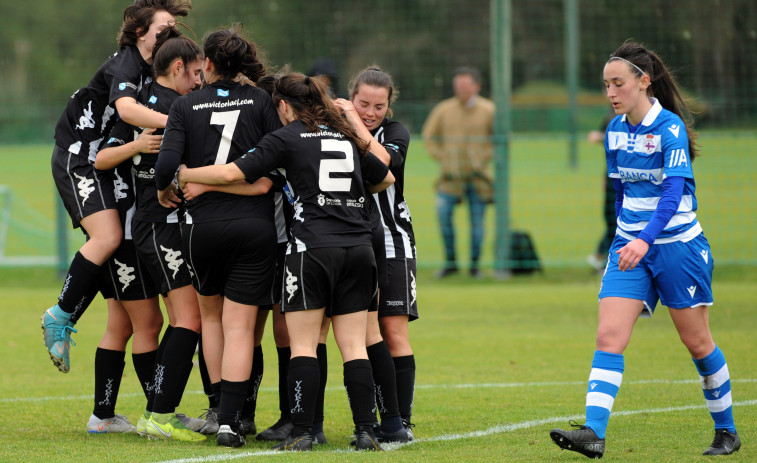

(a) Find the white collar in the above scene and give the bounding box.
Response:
[620,97,662,126]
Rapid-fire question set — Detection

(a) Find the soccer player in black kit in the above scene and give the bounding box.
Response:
[336,65,417,442]
[44,0,192,374]
[154,25,281,448]
[177,72,395,451]
[96,28,207,441]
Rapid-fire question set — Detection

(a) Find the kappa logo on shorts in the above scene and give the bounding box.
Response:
[114,259,136,291]
[701,250,709,264]
[285,267,299,302]
[160,245,184,279]
[687,285,697,298]
[113,169,129,201]
[410,270,417,306]
[73,172,95,205]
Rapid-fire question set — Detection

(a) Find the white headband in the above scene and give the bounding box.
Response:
[608,56,647,78]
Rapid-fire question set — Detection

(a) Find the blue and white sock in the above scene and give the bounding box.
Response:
[584,350,624,439]
[693,346,736,433]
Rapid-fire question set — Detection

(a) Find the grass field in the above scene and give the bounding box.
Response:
[0,135,755,461]
[0,267,755,462]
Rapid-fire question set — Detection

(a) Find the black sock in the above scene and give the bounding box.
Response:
[146,325,174,413]
[344,358,375,428]
[276,346,291,420]
[132,350,157,400]
[151,327,198,414]
[393,355,416,421]
[93,348,125,419]
[173,352,195,410]
[211,382,222,409]
[367,341,401,427]
[242,345,264,419]
[219,379,248,431]
[197,334,214,408]
[59,251,102,323]
[314,343,327,427]
[288,356,319,436]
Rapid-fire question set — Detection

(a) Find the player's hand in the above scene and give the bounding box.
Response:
[616,238,649,271]
[182,182,209,201]
[158,184,181,208]
[135,127,162,154]
[333,98,360,126]
[176,164,188,189]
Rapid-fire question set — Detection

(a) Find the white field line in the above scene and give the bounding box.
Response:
[149,399,757,463]
[3,378,757,403]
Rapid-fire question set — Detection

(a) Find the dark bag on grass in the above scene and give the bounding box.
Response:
[510,230,541,274]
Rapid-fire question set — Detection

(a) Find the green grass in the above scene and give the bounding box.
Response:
[0,269,755,462]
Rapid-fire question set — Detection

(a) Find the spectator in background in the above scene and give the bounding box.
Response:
[587,111,617,273]
[422,67,495,278]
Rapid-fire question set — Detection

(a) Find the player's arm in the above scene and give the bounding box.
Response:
[361,152,395,193]
[182,177,273,201]
[95,128,161,170]
[177,163,246,188]
[115,97,169,129]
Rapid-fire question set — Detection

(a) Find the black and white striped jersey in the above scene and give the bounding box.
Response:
[233,120,390,252]
[371,118,416,259]
[55,45,151,163]
[105,81,183,224]
[161,81,281,223]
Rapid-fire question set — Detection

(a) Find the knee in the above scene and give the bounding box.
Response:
[680,332,715,359]
[595,327,627,354]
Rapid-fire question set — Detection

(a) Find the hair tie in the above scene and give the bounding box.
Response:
[304,76,311,85]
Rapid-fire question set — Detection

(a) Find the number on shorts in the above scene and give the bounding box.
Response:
[210,110,241,164]
[319,139,354,192]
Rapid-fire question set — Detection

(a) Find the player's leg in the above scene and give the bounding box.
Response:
[88,299,135,434]
[240,309,269,436]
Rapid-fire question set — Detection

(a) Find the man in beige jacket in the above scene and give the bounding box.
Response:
[422,67,495,278]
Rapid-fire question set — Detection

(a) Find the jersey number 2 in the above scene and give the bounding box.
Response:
[319,139,354,192]
[210,110,240,164]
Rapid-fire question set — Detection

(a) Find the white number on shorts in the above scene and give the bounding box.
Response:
[210,110,241,164]
[319,139,354,192]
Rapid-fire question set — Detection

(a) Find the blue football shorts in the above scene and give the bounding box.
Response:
[599,233,714,316]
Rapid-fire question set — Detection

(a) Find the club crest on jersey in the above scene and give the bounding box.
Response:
[317,194,326,206]
[640,134,659,154]
[217,89,230,97]
[149,95,158,104]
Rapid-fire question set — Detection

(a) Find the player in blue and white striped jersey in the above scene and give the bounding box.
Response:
[550,41,740,458]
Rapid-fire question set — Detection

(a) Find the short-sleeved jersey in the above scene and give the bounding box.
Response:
[233,121,390,252]
[105,81,182,223]
[370,118,416,259]
[605,98,701,244]
[161,81,282,223]
[55,46,151,163]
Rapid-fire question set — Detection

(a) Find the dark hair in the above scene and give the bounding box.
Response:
[347,65,398,117]
[203,24,266,83]
[453,66,482,84]
[151,27,201,79]
[273,72,370,156]
[255,74,278,96]
[608,41,699,160]
[118,0,192,47]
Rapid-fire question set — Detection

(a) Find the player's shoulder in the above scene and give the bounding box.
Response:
[380,118,410,140]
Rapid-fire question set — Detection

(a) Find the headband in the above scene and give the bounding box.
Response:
[608,56,647,78]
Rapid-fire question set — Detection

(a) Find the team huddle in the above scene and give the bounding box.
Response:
[42,0,416,451]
